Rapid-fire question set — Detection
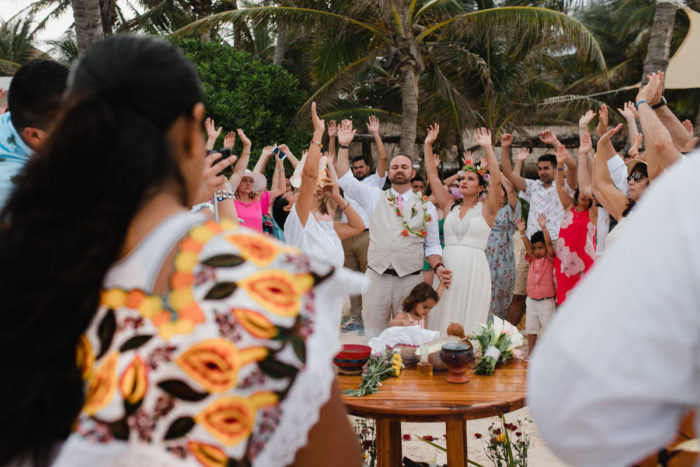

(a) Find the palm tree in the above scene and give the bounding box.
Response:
[178,1,605,159]
[642,1,678,79]
[0,15,44,74]
[70,0,104,53]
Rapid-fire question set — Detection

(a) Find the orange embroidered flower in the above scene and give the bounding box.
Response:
[76,334,94,380]
[171,271,195,289]
[232,309,278,339]
[83,352,118,415]
[176,339,267,393]
[238,270,312,318]
[180,302,205,324]
[226,234,279,266]
[196,393,277,446]
[125,290,146,309]
[101,289,126,309]
[180,237,204,253]
[119,356,148,404]
[401,229,409,237]
[187,441,228,467]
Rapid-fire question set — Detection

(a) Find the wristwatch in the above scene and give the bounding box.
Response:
[651,96,667,110]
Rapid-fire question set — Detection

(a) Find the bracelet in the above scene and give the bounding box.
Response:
[310,140,323,149]
[214,190,233,202]
[433,262,444,273]
[651,96,667,110]
[276,168,284,172]
[338,201,350,210]
[635,100,650,111]
[338,144,350,149]
[557,167,565,171]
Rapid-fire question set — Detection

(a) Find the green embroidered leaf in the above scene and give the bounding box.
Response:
[119,335,153,352]
[202,254,245,268]
[108,417,130,440]
[157,379,208,402]
[164,416,195,440]
[258,355,298,380]
[291,336,306,363]
[204,282,238,300]
[96,309,117,359]
[123,396,143,415]
[227,456,252,467]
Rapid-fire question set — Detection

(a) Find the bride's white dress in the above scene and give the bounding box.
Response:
[427,202,492,335]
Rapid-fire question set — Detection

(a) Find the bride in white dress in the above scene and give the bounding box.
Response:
[423,125,504,335]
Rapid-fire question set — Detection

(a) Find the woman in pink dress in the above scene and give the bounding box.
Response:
[554,137,597,305]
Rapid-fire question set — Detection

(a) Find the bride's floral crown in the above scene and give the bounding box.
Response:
[462,159,490,196]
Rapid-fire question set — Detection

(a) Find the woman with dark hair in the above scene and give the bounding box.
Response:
[423,124,504,336]
[0,35,361,467]
[553,136,597,305]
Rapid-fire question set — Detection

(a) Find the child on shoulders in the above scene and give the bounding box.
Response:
[517,213,556,355]
[389,282,441,328]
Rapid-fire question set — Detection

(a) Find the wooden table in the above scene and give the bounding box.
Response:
[339,360,527,467]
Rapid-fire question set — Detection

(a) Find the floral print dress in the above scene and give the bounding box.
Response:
[56,213,363,467]
[555,208,596,305]
[485,201,521,320]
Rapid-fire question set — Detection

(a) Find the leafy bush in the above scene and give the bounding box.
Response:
[173,38,308,175]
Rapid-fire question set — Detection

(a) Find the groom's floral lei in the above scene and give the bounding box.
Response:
[387,192,431,238]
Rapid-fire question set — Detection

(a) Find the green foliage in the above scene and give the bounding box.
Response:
[0,15,41,74]
[173,38,308,173]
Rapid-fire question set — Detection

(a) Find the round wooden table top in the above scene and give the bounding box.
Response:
[338,359,528,422]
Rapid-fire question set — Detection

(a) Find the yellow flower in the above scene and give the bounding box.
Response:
[190,224,216,243]
[139,295,162,318]
[497,433,507,443]
[169,288,194,311]
[175,251,199,272]
[101,289,126,309]
[220,218,237,230]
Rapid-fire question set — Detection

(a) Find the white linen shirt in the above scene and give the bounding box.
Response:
[528,152,700,467]
[284,206,345,267]
[519,178,573,241]
[339,172,387,228]
[338,171,441,258]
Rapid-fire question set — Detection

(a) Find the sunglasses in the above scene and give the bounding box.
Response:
[627,172,646,182]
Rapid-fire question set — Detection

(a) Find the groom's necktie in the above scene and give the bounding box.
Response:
[397,195,404,212]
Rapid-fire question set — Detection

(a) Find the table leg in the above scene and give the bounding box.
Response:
[445,418,467,466]
[375,419,402,467]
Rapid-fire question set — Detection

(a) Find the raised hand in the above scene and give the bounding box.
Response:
[598,123,624,146]
[462,150,474,166]
[636,72,663,107]
[337,119,356,147]
[501,133,513,147]
[432,152,441,168]
[628,133,643,157]
[223,131,236,149]
[682,119,694,136]
[278,143,290,154]
[311,102,325,135]
[555,145,567,167]
[479,155,489,171]
[261,145,274,158]
[579,132,593,155]
[200,151,237,199]
[237,128,251,149]
[367,115,380,134]
[579,110,596,129]
[516,218,526,234]
[327,119,337,138]
[538,129,560,147]
[537,212,547,229]
[475,127,492,147]
[617,101,637,121]
[205,117,222,140]
[425,123,440,146]
[516,147,530,162]
[596,104,609,137]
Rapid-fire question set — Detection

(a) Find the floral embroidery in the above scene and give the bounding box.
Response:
[386,192,431,238]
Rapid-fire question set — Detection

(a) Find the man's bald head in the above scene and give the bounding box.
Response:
[388,154,415,187]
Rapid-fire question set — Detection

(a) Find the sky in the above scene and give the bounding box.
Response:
[4,0,75,46]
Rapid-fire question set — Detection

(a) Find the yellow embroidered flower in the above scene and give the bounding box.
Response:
[83,353,118,415]
[226,233,280,266]
[219,218,237,230]
[238,270,312,318]
[187,442,228,467]
[196,393,277,446]
[190,224,217,243]
[175,251,198,272]
[139,295,163,318]
[101,289,126,309]
[119,356,148,404]
[169,288,194,311]
[76,334,94,380]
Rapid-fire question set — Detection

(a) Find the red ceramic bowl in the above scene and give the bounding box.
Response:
[333,344,371,371]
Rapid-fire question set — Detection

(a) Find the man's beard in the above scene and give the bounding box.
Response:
[390,173,408,184]
[354,171,368,181]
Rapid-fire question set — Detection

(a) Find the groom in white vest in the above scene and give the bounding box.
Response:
[335,120,452,338]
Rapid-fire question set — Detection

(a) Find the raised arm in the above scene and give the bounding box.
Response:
[327,120,337,161]
[555,145,574,212]
[537,213,555,258]
[295,102,325,228]
[540,129,577,190]
[516,218,533,257]
[423,124,453,211]
[636,72,683,180]
[232,129,252,174]
[367,116,387,178]
[270,154,286,200]
[253,145,275,174]
[500,133,527,192]
[278,144,299,169]
[204,117,222,151]
[335,119,355,178]
[593,124,629,221]
[617,101,640,149]
[475,128,503,221]
[502,176,518,211]
[577,132,594,198]
[512,147,530,190]
[646,71,697,152]
[326,177,364,240]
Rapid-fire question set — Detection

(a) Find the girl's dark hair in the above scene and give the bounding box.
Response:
[450,170,485,211]
[272,193,290,228]
[402,282,439,313]
[0,35,202,466]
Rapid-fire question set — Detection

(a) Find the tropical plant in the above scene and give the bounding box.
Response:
[0,15,43,74]
[178,1,606,159]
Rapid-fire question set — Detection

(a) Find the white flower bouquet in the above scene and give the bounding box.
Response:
[472,317,524,375]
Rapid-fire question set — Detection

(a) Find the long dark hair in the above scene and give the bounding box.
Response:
[402,282,439,314]
[0,35,202,466]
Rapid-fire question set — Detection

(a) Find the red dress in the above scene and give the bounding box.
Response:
[555,208,596,305]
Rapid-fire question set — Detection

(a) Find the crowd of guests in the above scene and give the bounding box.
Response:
[0,34,697,467]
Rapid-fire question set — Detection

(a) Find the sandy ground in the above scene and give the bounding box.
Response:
[339,327,568,466]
